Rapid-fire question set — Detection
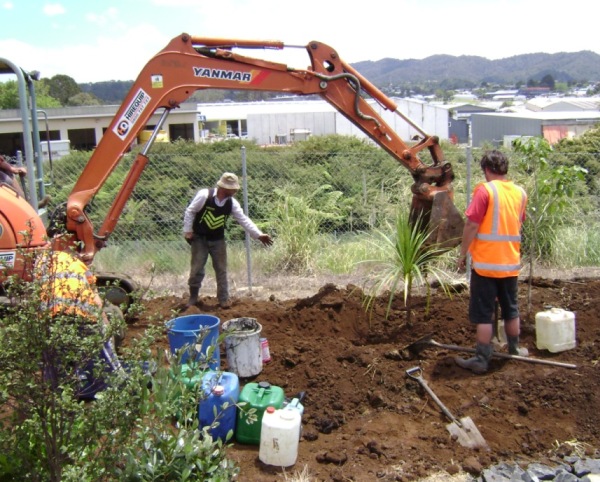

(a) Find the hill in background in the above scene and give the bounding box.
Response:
[352,50,600,85]
[80,51,600,104]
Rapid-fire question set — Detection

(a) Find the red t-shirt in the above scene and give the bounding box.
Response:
[466,181,526,224]
[465,184,489,224]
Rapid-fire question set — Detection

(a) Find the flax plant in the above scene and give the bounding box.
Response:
[362,209,453,324]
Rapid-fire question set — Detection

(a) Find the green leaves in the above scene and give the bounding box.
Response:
[362,209,452,322]
[0,247,238,481]
[513,136,586,261]
[268,185,345,273]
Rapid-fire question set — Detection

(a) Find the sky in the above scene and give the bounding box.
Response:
[1,0,598,84]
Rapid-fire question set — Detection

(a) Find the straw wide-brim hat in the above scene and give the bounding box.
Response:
[217,172,240,190]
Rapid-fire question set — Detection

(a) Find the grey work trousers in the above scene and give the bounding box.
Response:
[188,236,229,304]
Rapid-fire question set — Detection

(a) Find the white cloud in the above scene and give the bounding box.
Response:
[43,3,66,16]
[2,2,13,10]
[150,0,200,5]
[0,24,170,83]
[2,0,598,83]
[85,7,120,27]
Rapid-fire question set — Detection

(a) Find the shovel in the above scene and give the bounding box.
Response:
[403,333,577,369]
[406,366,489,450]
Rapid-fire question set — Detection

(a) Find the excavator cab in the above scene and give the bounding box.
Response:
[0,58,138,309]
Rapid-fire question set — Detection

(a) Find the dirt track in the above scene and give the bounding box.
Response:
[125,276,600,481]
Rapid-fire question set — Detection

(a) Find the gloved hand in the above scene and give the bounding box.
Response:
[258,234,273,247]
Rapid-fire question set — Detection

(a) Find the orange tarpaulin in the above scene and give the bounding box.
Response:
[543,125,569,144]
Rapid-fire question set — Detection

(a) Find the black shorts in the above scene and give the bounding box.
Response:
[469,270,519,324]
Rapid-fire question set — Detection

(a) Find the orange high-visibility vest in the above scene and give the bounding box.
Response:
[470,180,527,278]
[36,251,101,321]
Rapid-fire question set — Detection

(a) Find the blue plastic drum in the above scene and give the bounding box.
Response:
[166,314,220,369]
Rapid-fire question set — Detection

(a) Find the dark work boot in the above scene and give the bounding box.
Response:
[507,335,529,356]
[186,287,199,308]
[454,343,493,374]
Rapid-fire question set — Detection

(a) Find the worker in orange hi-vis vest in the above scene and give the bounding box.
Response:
[455,150,528,374]
[35,249,123,398]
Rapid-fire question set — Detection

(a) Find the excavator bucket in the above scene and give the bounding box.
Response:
[411,191,464,249]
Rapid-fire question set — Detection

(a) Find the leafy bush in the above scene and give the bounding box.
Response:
[512,137,587,262]
[0,247,140,480]
[0,245,238,480]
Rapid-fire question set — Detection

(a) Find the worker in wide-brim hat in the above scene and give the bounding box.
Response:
[183,172,273,309]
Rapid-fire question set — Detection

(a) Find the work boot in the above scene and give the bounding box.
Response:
[454,343,493,374]
[186,287,199,308]
[507,335,529,357]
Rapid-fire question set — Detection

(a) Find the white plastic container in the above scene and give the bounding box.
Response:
[283,397,304,440]
[259,406,301,467]
[535,307,576,353]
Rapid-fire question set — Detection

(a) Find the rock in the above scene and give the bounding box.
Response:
[462,456,483,475]
[553,468,579,481]
[316,450,348,465]
[482,461,528,481]
[574,459,600,478]
[526,462,558,480]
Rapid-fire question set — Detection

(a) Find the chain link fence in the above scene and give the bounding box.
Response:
[42,140,600,296]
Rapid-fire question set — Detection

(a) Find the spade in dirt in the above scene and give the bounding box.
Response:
[406,366,489,450]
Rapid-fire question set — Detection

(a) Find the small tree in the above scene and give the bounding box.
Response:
[0,245,139,480]
[512,137,586,319]
[43,74,81,106]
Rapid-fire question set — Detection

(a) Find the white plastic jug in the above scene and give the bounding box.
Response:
[283,397,304,440]
[535,307,576,353]
[259,406,301,467]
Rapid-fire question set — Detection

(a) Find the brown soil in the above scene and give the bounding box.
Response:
[124,276,600,481]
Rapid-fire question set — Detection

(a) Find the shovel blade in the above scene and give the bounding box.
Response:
[446,417,488,450]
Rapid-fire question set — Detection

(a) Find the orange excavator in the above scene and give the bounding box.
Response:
[0,33,464,303]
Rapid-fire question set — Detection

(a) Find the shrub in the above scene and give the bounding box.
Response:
[0,244,238,480]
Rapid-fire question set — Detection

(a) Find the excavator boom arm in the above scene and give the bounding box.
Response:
[66,33,462,261]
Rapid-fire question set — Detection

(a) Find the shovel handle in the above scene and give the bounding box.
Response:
[406,367,459,425]
[428,341,577,369]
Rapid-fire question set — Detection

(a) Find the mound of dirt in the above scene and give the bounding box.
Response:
[124,277,600,481]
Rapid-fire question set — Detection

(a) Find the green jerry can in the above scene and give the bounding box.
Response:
[170,364,212,422]
[236,381,284,444]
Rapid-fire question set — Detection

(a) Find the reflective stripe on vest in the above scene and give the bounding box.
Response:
[36,251,101,321]
[471,181,527,277]
[192,188,232,240]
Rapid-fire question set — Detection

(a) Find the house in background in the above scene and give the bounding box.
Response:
[525,97,600,112]
[1,98,450,158]
[0,103,199,158]
[198,97,450,146]
[471,110,600,147]
[446,104,497,144]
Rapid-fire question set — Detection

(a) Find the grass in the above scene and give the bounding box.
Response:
[93,220,600,299]
[550,224,600,267]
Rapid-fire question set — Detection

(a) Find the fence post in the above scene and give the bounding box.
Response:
[241,146,253,295]
[465,144,472,279]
